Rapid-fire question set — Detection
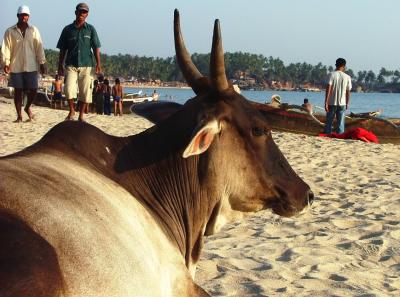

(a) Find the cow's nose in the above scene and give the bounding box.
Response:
[308,190,314,206]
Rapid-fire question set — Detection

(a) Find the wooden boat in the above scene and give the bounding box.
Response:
[252,102,400,144]
[122,91,154,113]
[33,89,155,114]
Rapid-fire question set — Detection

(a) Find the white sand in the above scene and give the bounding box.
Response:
[1,100,399,296]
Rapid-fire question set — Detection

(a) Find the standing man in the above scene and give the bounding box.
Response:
[324,58,352,134]
[57,3,102,121]
[1,5,46,122]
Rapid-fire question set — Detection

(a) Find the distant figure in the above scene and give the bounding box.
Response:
[324,58,352,134]
[51,74,63,109]
[91,79,98,112]
[152,89,159,101]
[57,3,102,121]
[267,94,281,108]
[112,78,123,116]
[103,79,111,115]
[1,5,46,122]
[95,75,105,114]
[302,98,313,114]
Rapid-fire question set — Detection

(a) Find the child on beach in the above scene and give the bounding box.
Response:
[112,78,123,116]
[51,74,63,109]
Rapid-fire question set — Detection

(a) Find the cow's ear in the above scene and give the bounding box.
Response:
[183,119,221,158]
[131,101,183,124]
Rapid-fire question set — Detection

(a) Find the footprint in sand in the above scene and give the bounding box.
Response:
[357,243,381,257]
[390,229,400,240]
[331,219,361,229]
[359,231,385,240]
[329,274,348,282]
[276,249,295,262]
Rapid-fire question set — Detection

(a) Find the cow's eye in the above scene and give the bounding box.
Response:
[252,127,264,136]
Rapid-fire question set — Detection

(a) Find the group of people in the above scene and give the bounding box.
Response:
[1,3,352,133]
[266,58,352,134]
[92,76,124,116]
[1,3,102,122]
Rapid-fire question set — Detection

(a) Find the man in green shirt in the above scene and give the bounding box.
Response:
[57,3,102,121]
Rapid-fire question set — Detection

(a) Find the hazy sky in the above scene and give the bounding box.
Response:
[1,0,399,73]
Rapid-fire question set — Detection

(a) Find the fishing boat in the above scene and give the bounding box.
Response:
[32,89,155,114]
[252,102,400,144]
[121,90,154,113]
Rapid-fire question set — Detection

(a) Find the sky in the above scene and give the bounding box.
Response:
[1,0,399,73]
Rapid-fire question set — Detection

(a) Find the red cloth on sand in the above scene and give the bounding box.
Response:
[319,127,379,143]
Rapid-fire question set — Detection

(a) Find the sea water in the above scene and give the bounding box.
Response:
[125,88,400,118]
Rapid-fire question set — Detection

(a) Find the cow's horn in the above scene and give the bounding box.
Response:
[174,9,205,94]
[210,19,229,92]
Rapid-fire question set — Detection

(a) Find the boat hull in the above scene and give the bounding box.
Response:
[33,91,154,114]
[252,102,400,144]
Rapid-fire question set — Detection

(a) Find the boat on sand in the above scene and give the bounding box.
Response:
[32,89,154,114]
[121,90,154,113]
[252,102,400,144]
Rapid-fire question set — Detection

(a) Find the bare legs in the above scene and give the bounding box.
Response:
[66,99,75,120]
[13,89,23,122]
[78,102,87,122]
[13,88,36,122]
[114,100,123,116]
[66,99,88,121]
[119,100,123,116]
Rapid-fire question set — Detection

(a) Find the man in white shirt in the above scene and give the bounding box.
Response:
[323,58,352,134]
[1,5,46,122]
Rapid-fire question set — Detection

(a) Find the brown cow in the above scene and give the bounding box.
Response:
[0,10,313,297]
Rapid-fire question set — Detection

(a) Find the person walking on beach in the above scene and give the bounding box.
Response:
[323,58,352,134]
[112,78,124,116]
[56,3,102,122]
[51,74,63,109]
[1,5,46,122]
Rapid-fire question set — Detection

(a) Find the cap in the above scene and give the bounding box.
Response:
[76,3,89,12]
[17,5,30,15]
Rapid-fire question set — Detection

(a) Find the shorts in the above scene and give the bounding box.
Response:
[114,96,121,102]
[64,66,94,103]
[53,92,62,100]
[9,72,38,89]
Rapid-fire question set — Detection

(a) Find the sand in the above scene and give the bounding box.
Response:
[1,99,399,296]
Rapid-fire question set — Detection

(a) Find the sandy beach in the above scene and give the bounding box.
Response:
[1,99,399,296]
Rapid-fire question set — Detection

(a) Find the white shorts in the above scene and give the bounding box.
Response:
[64,66,94,103]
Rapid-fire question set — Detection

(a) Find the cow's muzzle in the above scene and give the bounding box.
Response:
[271,187,314,217]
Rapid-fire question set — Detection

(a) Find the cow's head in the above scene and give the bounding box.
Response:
[134,10,314,234]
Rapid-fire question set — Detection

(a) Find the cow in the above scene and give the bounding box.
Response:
[0,9,313,297]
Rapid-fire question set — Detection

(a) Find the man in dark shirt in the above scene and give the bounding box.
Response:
[57,3,102,121]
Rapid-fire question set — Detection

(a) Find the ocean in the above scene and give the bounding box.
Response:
[125,88,400,118]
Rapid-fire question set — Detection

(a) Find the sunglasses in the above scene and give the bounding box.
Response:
[78,10,88,14]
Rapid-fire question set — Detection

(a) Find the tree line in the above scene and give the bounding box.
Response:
[44,49,400,92]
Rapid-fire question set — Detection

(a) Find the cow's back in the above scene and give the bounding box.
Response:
[0,149,198,296]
